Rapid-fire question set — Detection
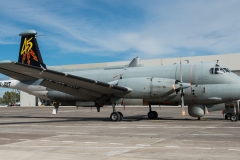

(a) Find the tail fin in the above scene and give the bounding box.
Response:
[18,30,46,69]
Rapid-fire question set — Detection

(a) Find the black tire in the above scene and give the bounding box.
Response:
[224,115,228,120]
[230,115,237,122]
[238,115,240,120]
[152,111,158,119]
[118,112,123,121]
[110,112,120,121]
[148,111,155,119]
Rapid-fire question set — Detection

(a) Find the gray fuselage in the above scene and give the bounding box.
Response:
[58,62,240,105]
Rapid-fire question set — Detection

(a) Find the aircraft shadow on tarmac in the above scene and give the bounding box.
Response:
[0,115,226,125]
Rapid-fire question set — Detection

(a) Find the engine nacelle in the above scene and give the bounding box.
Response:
[116,77,176,98]
[188,105,205,117]
[47,91,82,104]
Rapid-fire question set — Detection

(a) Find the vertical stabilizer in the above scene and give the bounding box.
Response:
[128,57,140,67]
[18,30,46,69]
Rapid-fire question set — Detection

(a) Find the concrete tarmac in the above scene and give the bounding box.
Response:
[0,106,239,160]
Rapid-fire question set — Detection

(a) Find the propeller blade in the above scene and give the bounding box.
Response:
[180,57,185,116]
[205,105,209,114]
[181,91,186,116]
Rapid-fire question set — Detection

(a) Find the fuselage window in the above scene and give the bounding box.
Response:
[223,68,231,73]
[209,68,214,74]
[214,68,224,74]
[210,68,226,74]
[219,68,225,73]
[215,68,219,74]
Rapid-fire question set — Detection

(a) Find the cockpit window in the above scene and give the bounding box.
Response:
[223,68,231,73]
[215,68,219,74]
[209,68,214,74]
[210,67,226,74]
[219,68,225,73]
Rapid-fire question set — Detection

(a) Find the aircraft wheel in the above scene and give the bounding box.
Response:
[148,111,157,119]
[153,111,158,118]
[148,111,155,119]
[230,115,238,122]
[118,111,123,121]
[110,112,120,121]
[224,115,228,120]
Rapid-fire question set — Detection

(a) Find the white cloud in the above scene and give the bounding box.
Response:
[0,0,240,61]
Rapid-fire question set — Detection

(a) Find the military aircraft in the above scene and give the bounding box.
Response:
[0,30,240,121]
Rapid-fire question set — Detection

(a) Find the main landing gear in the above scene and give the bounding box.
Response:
[110,103,123,121]
[230,114,238,122]
[148,105,158,119]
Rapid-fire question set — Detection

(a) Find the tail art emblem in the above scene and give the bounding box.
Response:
[21,37,38,65]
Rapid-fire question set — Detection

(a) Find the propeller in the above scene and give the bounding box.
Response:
[180,58,185,115]
[172,80,190,115]
[171,58,190,116]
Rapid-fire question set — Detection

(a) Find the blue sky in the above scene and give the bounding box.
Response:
[0,0,240,96]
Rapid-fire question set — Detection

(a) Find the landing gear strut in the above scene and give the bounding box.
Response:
[110,103,123,121]
[147,105,158,119]
[96,106,100,112]
[52,103,59,115]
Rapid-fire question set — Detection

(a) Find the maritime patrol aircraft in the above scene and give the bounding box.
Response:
[0,30,240,121]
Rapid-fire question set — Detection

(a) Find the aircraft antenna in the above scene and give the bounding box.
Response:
[180,57,182,82]
[36,34,47,37]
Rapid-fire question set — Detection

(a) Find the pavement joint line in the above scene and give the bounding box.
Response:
[51,134,69,138]
[196,147,212,150]
[1,146,238,150]
[63,126,102,128]
[0,138,11,140]
[135,133,158,136]
[165,146,180,148]
[109,138,166,157]
[140,123,229,151]
[228,149,240,151]
[62,141,74,143]
[109,143,123,145]
[136,144,151,147]
[39,140,51,142]
[137,127,157,128]
[190,134,233,136]
[177,121,230,139]
[55,126,72,127]
[55,132,89,135]
[85,142,98,144]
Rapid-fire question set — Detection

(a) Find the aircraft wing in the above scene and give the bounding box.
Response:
[0,61,131,99]
[0,67,37,81]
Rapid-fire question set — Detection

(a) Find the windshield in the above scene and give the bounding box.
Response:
[223,68,231,73]
[210,67,228,74]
